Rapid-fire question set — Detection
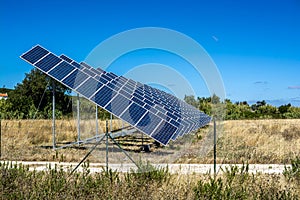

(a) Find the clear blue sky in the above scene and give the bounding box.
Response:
[0,0,299,106]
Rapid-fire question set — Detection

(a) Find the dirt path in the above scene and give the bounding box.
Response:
[0,161,289,174]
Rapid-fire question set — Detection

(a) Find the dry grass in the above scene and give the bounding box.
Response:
[218,119,300,164]
[0,119,124,162]
[177,119,300,164]
[0,119,300,164]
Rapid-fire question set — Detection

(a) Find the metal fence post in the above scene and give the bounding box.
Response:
[106,120,109,171]
[52,82,56,149]
[77,93,80,143]
[96,105,98,140]
[213,117,217,176]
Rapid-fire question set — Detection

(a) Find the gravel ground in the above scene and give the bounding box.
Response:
[0,161,289,174]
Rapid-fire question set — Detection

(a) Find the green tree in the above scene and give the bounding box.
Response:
[184,95,198,108]
[0,99,12,119]
[0,87,12,94]
[197,97,212,115]
[283,106,300,118]
[7,69,72,119]
[279,103,291,114]
[256,104,279,118]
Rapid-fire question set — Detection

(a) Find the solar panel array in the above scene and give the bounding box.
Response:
[21,45,211,145]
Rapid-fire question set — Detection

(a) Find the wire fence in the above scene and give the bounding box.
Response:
[0,119,299,164]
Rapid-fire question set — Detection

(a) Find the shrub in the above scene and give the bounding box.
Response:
[284,157,300,183]
[193,163,297,200]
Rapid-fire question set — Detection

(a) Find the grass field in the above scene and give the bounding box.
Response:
[1,160,299,199]
[177,119,300,164]
[0,119,299,164]
[1,119,300,199]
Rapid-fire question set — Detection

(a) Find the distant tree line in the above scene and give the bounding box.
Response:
[1,69,300,120]
[184,95,300,120]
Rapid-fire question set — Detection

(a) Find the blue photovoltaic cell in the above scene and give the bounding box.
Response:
[119,89,131,99]
[170,119,180,127]
[106,72,115,80]
[35,53,61,72]
[132,96,144,107]
[155,105,166,114]
[21,45,211,146]
[80,62,92,69]
[144,98,155,106]
[48,62,75,81]
[171,121,189,140]
[62,69,89,88]
[133,92,143,100]
[123,86,133,94]
[125,84,134,91]
[144,104,151,110]
[71,61,82,69]
[115,77,126,85]
[173,112,181,119]
[119,76,127,82]
[105,94,131,116]
[99,74,111,81]
[151,122,177,145]
[165,107,174,114]
[77,77,103,98]
[166,112,177,121]
[91,85,116,107]
[137,112,162,135]
[60,55,73,63]
[97,68,104,73]
[135,89,143,95]
[83,68,96,77]
[128,79,135,86]
[108,82,121,91]
[121,103,147,125]
[90,68,99,75]
[21,45,49,64]
[157,112,169,121]
[96,76,109,84]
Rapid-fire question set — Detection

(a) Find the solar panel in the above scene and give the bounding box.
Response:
[91,85,116,108]
[62,69,89,88]
[35,53,61,72]
[77,77,103,98]
[105,94,131,115]
[21,45,211,145]
[48,62,75,81]
[60,54,73,63]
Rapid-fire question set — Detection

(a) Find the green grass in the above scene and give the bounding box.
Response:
[1,160,299,200]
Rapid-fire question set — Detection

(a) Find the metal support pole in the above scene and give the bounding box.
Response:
[69,133,106,176]
[110,113,112,132]
[106,120,109,172]
[213,117,217,176]
[95,106,98,140]
[109,134,140,170]
[110,113,114,153]
[52,82,56,149]
[77,94,80,143]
